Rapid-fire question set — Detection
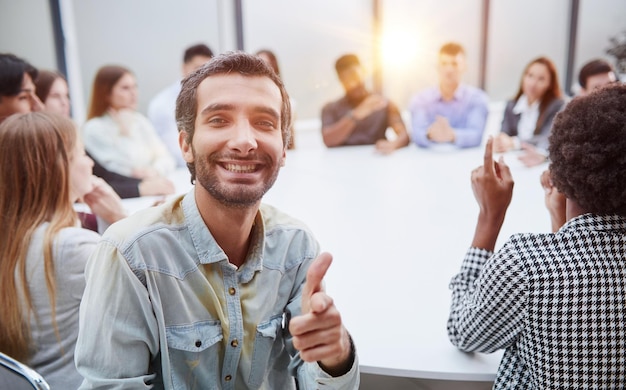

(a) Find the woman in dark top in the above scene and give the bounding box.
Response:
[494,57,565,166]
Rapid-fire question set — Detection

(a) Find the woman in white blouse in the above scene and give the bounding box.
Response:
[83,65,175,179]
[494,57,565,166]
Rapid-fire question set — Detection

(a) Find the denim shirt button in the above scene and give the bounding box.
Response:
[195,340,202,348]
[230,339,239,348]
[225,375,232,381]
[228,287,236,295]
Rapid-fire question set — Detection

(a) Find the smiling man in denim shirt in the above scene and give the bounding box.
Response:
[75,52,359,390]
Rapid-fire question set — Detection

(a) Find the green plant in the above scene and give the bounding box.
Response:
[606,30,626,74]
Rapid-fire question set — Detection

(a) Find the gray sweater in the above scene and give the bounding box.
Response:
[19,223,100,389]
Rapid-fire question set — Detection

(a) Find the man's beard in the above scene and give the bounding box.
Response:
[194,149,281,209]
[346,84,368,105]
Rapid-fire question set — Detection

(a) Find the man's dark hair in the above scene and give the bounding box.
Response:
[335,54,360,74]
[439,42,465,57]
[255,49,281,77]
[176,51,291,182]
[183,44,214,64]
[0,53,38,97]
[549,83,626,216]
[577,59,616,89]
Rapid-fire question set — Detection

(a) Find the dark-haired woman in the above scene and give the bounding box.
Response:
[494,57,566,166]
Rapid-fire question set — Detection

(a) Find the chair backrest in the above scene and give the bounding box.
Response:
[0,352,50,390]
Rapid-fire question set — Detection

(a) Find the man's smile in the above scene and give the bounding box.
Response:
[222,162,258,173]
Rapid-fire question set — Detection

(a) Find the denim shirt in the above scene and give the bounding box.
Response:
[75,191,359,390]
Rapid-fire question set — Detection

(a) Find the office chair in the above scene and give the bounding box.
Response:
[0,352,50,390]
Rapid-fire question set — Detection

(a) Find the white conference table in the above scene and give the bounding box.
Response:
[125,142,551,382]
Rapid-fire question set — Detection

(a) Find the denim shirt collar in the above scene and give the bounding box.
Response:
[182,190,265,284]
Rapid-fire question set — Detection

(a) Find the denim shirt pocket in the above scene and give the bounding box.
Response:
[165,320,223,390]
[248,314,284,387]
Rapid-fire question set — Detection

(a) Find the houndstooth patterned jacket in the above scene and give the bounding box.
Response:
[448,213,626,389]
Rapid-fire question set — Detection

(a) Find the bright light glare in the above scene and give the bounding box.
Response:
[380,30,420,70]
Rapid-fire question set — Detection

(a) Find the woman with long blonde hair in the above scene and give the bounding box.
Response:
[0,112,101,389]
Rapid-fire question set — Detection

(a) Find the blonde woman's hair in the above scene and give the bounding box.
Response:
[0,112,78,360]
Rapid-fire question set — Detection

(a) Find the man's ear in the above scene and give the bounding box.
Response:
[179,131,194,163]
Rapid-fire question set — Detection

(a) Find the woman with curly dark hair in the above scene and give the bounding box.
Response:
[448,83,626,388]
[548,84,626,217]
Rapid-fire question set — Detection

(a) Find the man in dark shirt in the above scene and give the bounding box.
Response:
[321,54,409,154]
[577,58,618,96]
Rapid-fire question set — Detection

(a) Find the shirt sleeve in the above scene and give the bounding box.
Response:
[409,93,433,148]
[321,102,341,128]
[147,95,168,141]
[499,100,516,136]
[89,153,141,199]
[55,227,100,301]
[448,245,529,353]
[452,91,489,148]
[528,99,566,151]
[83,119,135,177]
[75,240,160,389]
[137,114,176,177]
[284,257,360,389]
[148,96,187,168]
[387,101,408,137]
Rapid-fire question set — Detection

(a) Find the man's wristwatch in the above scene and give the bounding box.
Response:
[346,110,356,122]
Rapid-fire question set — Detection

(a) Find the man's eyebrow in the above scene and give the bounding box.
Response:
[253,106,280,121]
[199,103,280,121]
[199,103,236,116]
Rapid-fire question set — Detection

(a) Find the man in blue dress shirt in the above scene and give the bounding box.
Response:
[409,42,489,149]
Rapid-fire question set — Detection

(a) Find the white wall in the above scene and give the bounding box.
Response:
[243,0,626,119]
[379,0,484,110]
[575,0,626,90]
[243,0,374,120]
[0,0,56,70]
[486,0,570,101]
[69,0,227,123]
[243,0,485,119]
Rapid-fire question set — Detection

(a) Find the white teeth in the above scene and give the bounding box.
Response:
[224,163,256,173]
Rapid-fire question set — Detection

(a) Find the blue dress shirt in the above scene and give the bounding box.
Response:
[409,84,489,148]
